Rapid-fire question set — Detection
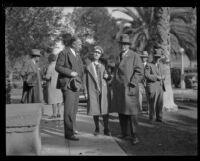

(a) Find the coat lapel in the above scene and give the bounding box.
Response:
[30,60,37,73]
[118,50,132,69]
[87,63,100,91]
[66,47,76,67]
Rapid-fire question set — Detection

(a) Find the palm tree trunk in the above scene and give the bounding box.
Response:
[152,7,178,111]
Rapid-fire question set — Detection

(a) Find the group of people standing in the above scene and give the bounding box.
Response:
[20,33,165,145]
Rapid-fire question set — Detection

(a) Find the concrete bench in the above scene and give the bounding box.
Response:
[6,103,42,155]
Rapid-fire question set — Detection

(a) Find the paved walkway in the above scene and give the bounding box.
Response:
[40,104,126,156]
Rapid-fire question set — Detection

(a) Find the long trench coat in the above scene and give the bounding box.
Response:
[85,62,110,116]
[21,59,43,103]
[110,49,144,115]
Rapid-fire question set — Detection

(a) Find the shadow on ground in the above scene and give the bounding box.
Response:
[100,112,197,156]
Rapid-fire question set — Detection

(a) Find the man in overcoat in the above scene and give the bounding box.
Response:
[55,34,84,141]
[85,46,111,136]
[110,34,144,145]
[144,49,165,124]
[21,49,43,103]
[139,51,150,114]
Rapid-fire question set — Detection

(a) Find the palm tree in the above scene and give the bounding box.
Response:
[151,7,178,111]
[112,7,196,111]
[112,7,196,60]
[112,7,154,51]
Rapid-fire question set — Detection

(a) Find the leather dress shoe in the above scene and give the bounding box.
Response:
[156,119,164,123]
[65,135,79,141]
[94,129,100,136]
[132,137,140,145]
[149,119,154,124]
[117,135,128,139]
[104,130,111,136]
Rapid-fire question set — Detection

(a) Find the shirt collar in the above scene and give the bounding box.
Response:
[93,61,100,66]
[32,59,36,64]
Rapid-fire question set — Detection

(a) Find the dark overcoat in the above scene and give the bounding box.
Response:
[110,49,144,115]
[21,59,43,103]
[85,62,109,116]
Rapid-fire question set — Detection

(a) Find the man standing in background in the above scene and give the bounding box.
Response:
[139,51,150,114]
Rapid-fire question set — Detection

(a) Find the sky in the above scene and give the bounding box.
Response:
[63,7,134,20]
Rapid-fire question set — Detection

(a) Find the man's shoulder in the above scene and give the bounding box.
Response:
[128,50,141,58]
[58,47,70,56]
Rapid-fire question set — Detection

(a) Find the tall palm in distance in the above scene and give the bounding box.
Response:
[112,7,196,111]
[112,7,196,61]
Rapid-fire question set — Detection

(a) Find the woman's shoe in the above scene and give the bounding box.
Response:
[94,129,100,136]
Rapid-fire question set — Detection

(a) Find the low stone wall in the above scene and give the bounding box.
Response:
[6,103,42,155]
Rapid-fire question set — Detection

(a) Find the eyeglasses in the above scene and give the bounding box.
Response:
[94,51,101,55]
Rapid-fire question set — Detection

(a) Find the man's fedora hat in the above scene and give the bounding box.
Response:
[140,51,149,57]
[31,49,41,57]
[67,77,82,92]
[94,46,104,54]
[118,34,131,45]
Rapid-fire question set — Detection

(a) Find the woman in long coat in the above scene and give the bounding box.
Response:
[45,53,63,118]
[21,49,43,103]
[85,46,111,136]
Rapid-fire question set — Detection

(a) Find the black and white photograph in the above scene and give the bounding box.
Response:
[5,6,197,156]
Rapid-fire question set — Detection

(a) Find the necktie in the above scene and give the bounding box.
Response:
[95,64,102,91]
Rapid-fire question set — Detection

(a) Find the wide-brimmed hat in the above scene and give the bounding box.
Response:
[118,34,131,45]
[94,46,104,54]
[31,49,41,57]
[140,51,149,58]
[67,77,82,92]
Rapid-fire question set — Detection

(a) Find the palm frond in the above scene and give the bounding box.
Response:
[112,8,138,21]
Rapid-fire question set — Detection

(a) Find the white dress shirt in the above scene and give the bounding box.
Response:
[70,48,76,57]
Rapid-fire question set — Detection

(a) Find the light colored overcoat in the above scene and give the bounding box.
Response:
[110,49,144,115]
[45,61,63,104]
[85,62,110,116]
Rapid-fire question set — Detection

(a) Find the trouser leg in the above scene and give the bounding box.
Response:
[145,89,150,112]
[129,115,138,138]
[102,114,109,131]
[62,90,76,137]
[156,88,163,120]
[149,91,156,120]
[118,114,129,136]
[93,115,100,131]
[73,92,79,130]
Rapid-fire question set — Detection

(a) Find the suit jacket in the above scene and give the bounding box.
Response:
[144,61,166,94]
[55,47,84,91]
[110,49,144,115]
